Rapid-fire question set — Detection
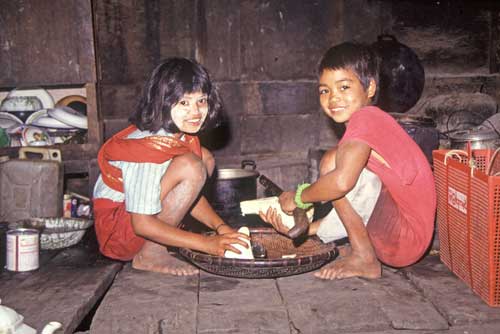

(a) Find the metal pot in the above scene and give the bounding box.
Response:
[208,160,259,222]
[449,128,500,150]
[371,35,425,114]
[390,113,439,164]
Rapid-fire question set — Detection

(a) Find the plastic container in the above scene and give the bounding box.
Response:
[0,147,63,222]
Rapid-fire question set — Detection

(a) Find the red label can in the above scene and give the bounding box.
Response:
[6,228,39,272]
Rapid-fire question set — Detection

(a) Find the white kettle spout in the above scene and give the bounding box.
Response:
[41,321,62,334]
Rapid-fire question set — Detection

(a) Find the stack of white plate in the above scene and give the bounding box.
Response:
[24,106,87,144]
[26,106,87,130]
[0,89,88,147]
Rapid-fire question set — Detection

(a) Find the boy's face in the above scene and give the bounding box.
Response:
[318,68,375,124]
[171,90,208,134]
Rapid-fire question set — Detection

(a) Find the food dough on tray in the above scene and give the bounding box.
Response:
[224,226,254,259]
[240,196,314,229]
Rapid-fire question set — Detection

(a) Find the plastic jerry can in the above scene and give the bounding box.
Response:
[0,147,63,222]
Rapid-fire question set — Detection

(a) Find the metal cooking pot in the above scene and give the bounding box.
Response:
[449,128,500,150]
[208,160,259,222]
[371,35,425,114]
[390,113,439,164]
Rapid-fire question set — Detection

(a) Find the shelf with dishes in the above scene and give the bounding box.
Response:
[0,83,101,174]
[0,86,88,145]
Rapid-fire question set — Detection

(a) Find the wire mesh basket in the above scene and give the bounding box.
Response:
[179,227,338,278]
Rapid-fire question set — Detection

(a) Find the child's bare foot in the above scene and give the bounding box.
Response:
[132,241,199,276]
[314,252,381,280]
[337,244,351,257]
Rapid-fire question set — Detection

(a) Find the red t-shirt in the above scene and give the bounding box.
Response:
[340,106,436,266]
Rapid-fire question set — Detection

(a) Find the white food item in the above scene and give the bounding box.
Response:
[224,226,254,259]
[240,196,314,229]
[281,254,297,259]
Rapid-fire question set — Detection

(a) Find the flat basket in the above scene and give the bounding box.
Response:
[433,148,500,307]
[179,227,338,279]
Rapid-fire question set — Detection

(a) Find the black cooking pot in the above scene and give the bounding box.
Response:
[371,35,425,114]
[208,160,259,222]
[390,113,439,165]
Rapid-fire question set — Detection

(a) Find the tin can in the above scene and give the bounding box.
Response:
[63,194,72,218]
[6,228,39,272]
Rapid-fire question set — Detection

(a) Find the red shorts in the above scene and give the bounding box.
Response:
[367,187,431,267]
[93,198,145,261]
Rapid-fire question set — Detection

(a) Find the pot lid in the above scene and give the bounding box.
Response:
[0,300,36,334]
[217,168,259,180]
[448,128,500,141]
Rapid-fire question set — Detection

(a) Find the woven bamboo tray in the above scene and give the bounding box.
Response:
[179,227,338,278]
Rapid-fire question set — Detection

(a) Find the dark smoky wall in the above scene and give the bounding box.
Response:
[93,0,500,190]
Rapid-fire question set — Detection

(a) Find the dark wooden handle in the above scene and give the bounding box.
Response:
[287,208,309,239]
[259,175,309,239]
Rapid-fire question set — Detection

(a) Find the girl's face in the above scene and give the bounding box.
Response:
[171,91,209,134]
[318,68,375,124]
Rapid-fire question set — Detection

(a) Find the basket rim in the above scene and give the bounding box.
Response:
[179,227,338,268]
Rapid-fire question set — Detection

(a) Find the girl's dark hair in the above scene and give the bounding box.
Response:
[318,42,380,104]
[129,57,223,133]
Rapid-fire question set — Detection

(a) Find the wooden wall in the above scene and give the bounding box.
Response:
[92,0,500,190]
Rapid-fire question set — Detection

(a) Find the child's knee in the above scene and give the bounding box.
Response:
[175,153,207,183]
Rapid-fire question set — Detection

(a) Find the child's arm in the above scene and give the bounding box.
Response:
[189,195,234,234]
[280,140,372,212]
[130,213,248,256]
[306,141,370,200]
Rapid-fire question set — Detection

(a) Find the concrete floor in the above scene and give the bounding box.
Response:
[2,228,500,334]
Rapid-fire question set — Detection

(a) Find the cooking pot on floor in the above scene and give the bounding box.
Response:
[208,160,259,224]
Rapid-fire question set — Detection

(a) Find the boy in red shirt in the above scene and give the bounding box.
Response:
[261,42,436,279]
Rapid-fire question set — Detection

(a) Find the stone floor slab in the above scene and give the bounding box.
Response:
[199,272,282,306]
[90,264,198,334]
[366,268,449,330]
[403,255,500,327]
[277,272,391,333]
[0,261,121,334]
[197,303,290,333]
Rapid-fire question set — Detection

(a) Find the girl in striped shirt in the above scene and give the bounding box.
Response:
[93,58,249,275]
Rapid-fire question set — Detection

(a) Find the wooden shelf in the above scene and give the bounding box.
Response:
[0,1,102,194]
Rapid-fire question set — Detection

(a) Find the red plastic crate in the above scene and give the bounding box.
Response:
[433,149,500,307]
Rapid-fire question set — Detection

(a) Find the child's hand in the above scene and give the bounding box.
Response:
[206,232,250,257]
[258,207,291,235]
[216,224,235,235]
[278,191,297,213]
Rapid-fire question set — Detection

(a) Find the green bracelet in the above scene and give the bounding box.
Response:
[294,183,313,210]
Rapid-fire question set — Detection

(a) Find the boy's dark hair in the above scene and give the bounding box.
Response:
[130,57,223,133]
[318,42,380,104]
